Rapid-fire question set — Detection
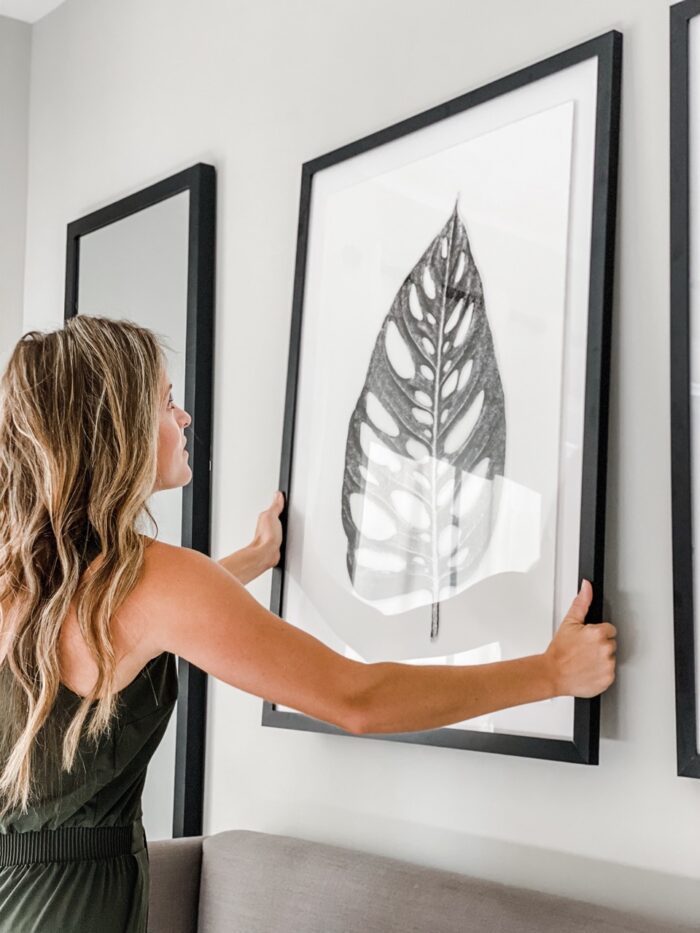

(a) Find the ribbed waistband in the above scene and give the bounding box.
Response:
[0,819,145,867]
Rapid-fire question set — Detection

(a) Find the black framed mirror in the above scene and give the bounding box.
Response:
[64,162,216,833]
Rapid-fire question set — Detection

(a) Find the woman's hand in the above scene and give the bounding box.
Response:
[215,491,285,585]
[543,580,617,698]
[251,490,285,571]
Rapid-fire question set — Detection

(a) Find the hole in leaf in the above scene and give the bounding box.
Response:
[441,369,459,399]
[409,284,423,321]
[413,407,433,426]
[449,545,470,568]
[457,360,473,391]
[360,423,401,472]
[453,302,474,348]
[365,391,399,437]
[358,464,379,486]
[453,252,466,284]
[385,321,415,379]
[406,438,429,460]
[445,298,464,334]
[390,489,430,530]
[349,493,397,540]
[444,391,484,454]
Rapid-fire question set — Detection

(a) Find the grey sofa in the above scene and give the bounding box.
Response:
[147,830,695,933]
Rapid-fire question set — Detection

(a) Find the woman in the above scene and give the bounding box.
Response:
[0,315,616,932]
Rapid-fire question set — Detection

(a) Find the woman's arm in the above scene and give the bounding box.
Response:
[215,492,283,585]
[143,544,615,734]
[350,583,615,733]
[216,544,272,586]
[142,545,616,736]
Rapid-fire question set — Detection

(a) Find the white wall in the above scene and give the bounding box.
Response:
[19,0,700,924]
[0,15,30,371]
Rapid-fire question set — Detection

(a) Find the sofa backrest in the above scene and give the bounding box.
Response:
[148,834,203,933]
[194,831,696,933]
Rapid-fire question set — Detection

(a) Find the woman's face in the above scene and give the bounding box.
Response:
[154,369,192,492]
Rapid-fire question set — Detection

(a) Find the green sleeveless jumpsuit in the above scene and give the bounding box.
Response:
[0,539,179,933]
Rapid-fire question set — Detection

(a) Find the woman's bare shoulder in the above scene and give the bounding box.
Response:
[138,535,212,587]
[132,537,219,646]
[48,535,208,696]
[0,540,220,697]
[60,538,215,696]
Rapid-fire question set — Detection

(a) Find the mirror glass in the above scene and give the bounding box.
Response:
[76,190,190,840]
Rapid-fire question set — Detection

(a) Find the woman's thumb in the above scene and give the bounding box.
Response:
[567,579,593,624]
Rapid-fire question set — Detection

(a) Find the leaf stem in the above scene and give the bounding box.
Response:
[430,602,440,640]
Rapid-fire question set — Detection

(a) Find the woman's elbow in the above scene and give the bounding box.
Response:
[334,663,380,735]
[279,661,373,735]
[340,704,371,736]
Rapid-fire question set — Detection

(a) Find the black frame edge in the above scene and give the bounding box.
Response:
[670,0,700,779]
[572,29,623,767]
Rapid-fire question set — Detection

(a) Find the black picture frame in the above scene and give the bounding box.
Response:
[64,162,216,831]
[262,32,621,765]
[670,0,700,779]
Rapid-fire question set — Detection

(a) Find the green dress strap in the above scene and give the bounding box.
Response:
[0,534,179,932]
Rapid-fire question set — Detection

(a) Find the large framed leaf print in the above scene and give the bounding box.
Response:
[263,32,621,764]
[671,0,700,779]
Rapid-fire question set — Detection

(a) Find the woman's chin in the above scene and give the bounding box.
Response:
[153,465,193,494]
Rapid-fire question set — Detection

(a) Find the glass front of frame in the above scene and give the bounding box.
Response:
[267,37,618,758]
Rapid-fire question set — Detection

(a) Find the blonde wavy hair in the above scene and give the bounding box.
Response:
[0,314,169,817]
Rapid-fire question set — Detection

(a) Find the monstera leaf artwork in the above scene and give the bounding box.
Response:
[341,202,506,640]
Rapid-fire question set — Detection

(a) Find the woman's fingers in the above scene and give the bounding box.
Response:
[565,579,593,624]
[545,580,618,697]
